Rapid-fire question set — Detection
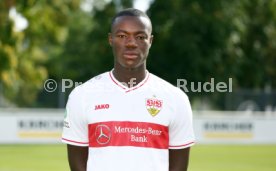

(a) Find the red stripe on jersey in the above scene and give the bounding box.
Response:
[126,73,150,93]
[109,70,150,93]
[62,138,88,145]
[169,141,195,148]
[88,121,169,149]
[109,72,126,90]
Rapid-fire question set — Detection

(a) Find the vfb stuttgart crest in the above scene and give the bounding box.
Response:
[146,97,163,117]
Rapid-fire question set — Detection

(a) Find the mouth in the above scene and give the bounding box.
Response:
[123,52,139,59]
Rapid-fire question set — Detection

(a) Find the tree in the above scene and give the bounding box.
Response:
[147,0,235,85]
[0,0,81,106]
[147,0,276,109]
[230,0,276,88]
[147,0,236,109]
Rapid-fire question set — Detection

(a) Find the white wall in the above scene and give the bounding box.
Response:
[0,109,276,144]
[0,109,64,144]
[193,111,276,144]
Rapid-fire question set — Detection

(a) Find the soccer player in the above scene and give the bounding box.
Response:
[62,8,195,171]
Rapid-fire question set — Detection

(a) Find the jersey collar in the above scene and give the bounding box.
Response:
[109,69,150,93]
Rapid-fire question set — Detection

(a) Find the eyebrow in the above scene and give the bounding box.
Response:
[115,29,147,35]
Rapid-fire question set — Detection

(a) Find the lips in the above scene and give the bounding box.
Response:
[123,52,138,59]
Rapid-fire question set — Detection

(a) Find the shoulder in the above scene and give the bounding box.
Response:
[149,73,189,100]
[68,72,109,98]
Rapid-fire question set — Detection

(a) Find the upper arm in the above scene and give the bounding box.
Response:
[169,147,190,171]
[62,87,89,170]
[67,144,88,171]
[62,87,89,145]
[169,91,195,149]
[168,91,195,171]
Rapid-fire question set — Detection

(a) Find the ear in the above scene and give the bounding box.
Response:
[108,33,112,46]
[149,35,153,47]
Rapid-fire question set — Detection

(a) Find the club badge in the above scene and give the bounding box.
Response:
[146,96,163,117]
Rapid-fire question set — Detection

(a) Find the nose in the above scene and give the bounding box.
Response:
[125,36,138,48]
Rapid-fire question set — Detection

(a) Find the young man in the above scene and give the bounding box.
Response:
[62,8,195,171]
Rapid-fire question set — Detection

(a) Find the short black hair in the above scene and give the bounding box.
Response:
[111,8,151,28]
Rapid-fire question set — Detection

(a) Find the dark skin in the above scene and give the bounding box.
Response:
[67,145,88,171]
[169,148,190,171]
[67,15,191,171]
[108,16,153,87]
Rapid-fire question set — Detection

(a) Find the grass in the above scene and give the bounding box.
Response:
[0,144,275,171]
[0,144,69,171]
[189,144,276,171]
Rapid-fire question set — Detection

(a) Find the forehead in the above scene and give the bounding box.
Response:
[111,16,152,34]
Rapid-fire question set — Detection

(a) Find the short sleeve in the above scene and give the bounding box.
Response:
[61,87,89,146]
[169,90,195,149]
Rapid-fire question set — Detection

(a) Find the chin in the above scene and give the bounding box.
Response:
[115,58,144,70]
[122,65,138,70]
[120,61,139,69]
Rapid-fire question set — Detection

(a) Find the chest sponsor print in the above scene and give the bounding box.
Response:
[88,121,169,149]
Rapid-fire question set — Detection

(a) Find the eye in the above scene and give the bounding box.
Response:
[136,35,146,40]
[117,34,127,38]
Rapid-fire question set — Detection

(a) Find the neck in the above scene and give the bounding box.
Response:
[112,65,147,88]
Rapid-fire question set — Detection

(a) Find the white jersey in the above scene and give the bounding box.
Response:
[62,70,195,171]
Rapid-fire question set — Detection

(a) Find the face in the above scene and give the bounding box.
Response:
[109,16,153,70]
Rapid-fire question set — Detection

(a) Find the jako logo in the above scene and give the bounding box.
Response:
[95,104,110,110]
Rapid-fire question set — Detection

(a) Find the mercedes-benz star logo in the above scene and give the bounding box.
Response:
[95,124,111,145]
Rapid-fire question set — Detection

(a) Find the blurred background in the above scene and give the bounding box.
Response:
[0,0,275,111]
[1,1,276,171]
